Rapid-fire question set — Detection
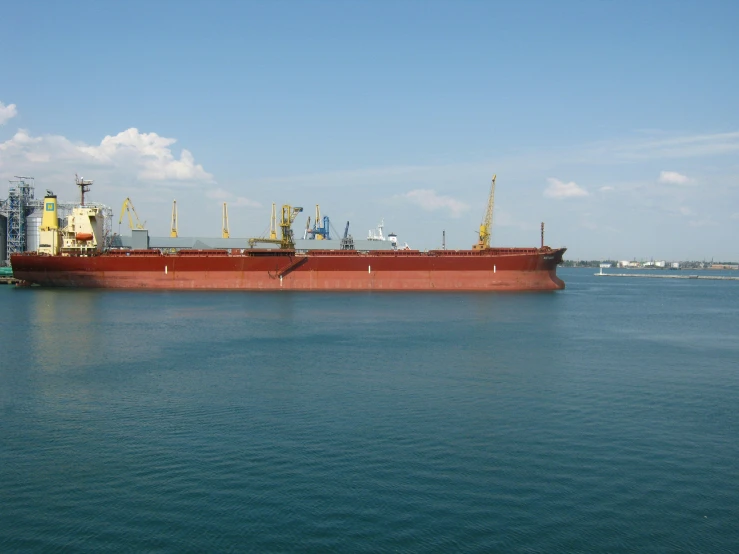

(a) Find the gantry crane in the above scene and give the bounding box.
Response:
[119,197,146,230]
[313,204,330,240]
[222,202,230,239]
[340,220,354,250]
[249,204,303,249]
[280,205,303,247]
[170,200,178,237]
[473,174,496,250]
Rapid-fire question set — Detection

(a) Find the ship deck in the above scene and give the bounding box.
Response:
[101,246,553,258]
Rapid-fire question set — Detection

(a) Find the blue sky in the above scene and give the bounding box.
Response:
[2,0,738,260]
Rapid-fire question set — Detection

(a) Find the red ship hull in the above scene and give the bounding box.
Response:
[10,247,566,291]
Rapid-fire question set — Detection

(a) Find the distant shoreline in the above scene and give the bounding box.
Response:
[563,263,738,270]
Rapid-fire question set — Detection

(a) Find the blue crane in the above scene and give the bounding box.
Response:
[310,205,331,240]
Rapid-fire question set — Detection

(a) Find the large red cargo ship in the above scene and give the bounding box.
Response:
[11,247,566,291]
[10,175,567,291]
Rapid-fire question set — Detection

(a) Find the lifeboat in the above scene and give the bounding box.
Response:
[76,232,94,241]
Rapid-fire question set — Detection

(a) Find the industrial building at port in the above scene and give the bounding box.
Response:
[617,260,680,269]
[0,176,113,267]
[1,176,396,268]
[612,260,737,270]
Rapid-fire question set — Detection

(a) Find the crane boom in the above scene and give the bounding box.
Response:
[119,197,146,230]
[170,200,178,237]
[250,204,303,249]
[279,204,303,248]
[473,174,496,250]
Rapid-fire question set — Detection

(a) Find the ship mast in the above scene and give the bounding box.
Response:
[541,222,545,249]
[75,174,93,206]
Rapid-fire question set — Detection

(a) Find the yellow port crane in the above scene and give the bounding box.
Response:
[280,205,304,247]
[170,200,178,237]
[249,204,303,249]
[119,197,146,230]
[314,204,324,240]
[222,202,230,239]
[269,203,277,239]
[473,174,496,250]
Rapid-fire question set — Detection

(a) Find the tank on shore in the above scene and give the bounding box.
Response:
[25,209,43,252]
[0,214,7,264]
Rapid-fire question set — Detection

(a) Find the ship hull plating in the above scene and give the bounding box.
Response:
[11,248,566,291]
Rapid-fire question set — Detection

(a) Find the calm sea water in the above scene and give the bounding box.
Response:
[1,268,737,553]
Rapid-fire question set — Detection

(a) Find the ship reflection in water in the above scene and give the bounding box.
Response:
[30,290,97,372]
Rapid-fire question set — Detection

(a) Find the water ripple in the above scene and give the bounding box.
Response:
[1,275,738,552]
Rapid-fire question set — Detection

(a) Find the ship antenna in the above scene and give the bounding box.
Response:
[75,173,93,206]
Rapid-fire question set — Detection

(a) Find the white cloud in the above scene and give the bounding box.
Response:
[0,101,17,125]
[78,128,212,181]
[206,187,261,208]
[583,131,739,163]
[400,189,469,217]
[642,132,739,158]
[658,171,691,185]
[232,197,261,208]
[544,178,589,199]
[206,187,232,200]
[689,219,718,228]
[0,127,213,184]
[731,213,739,220]
[494,211,535,230]
[599,186,614,192]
